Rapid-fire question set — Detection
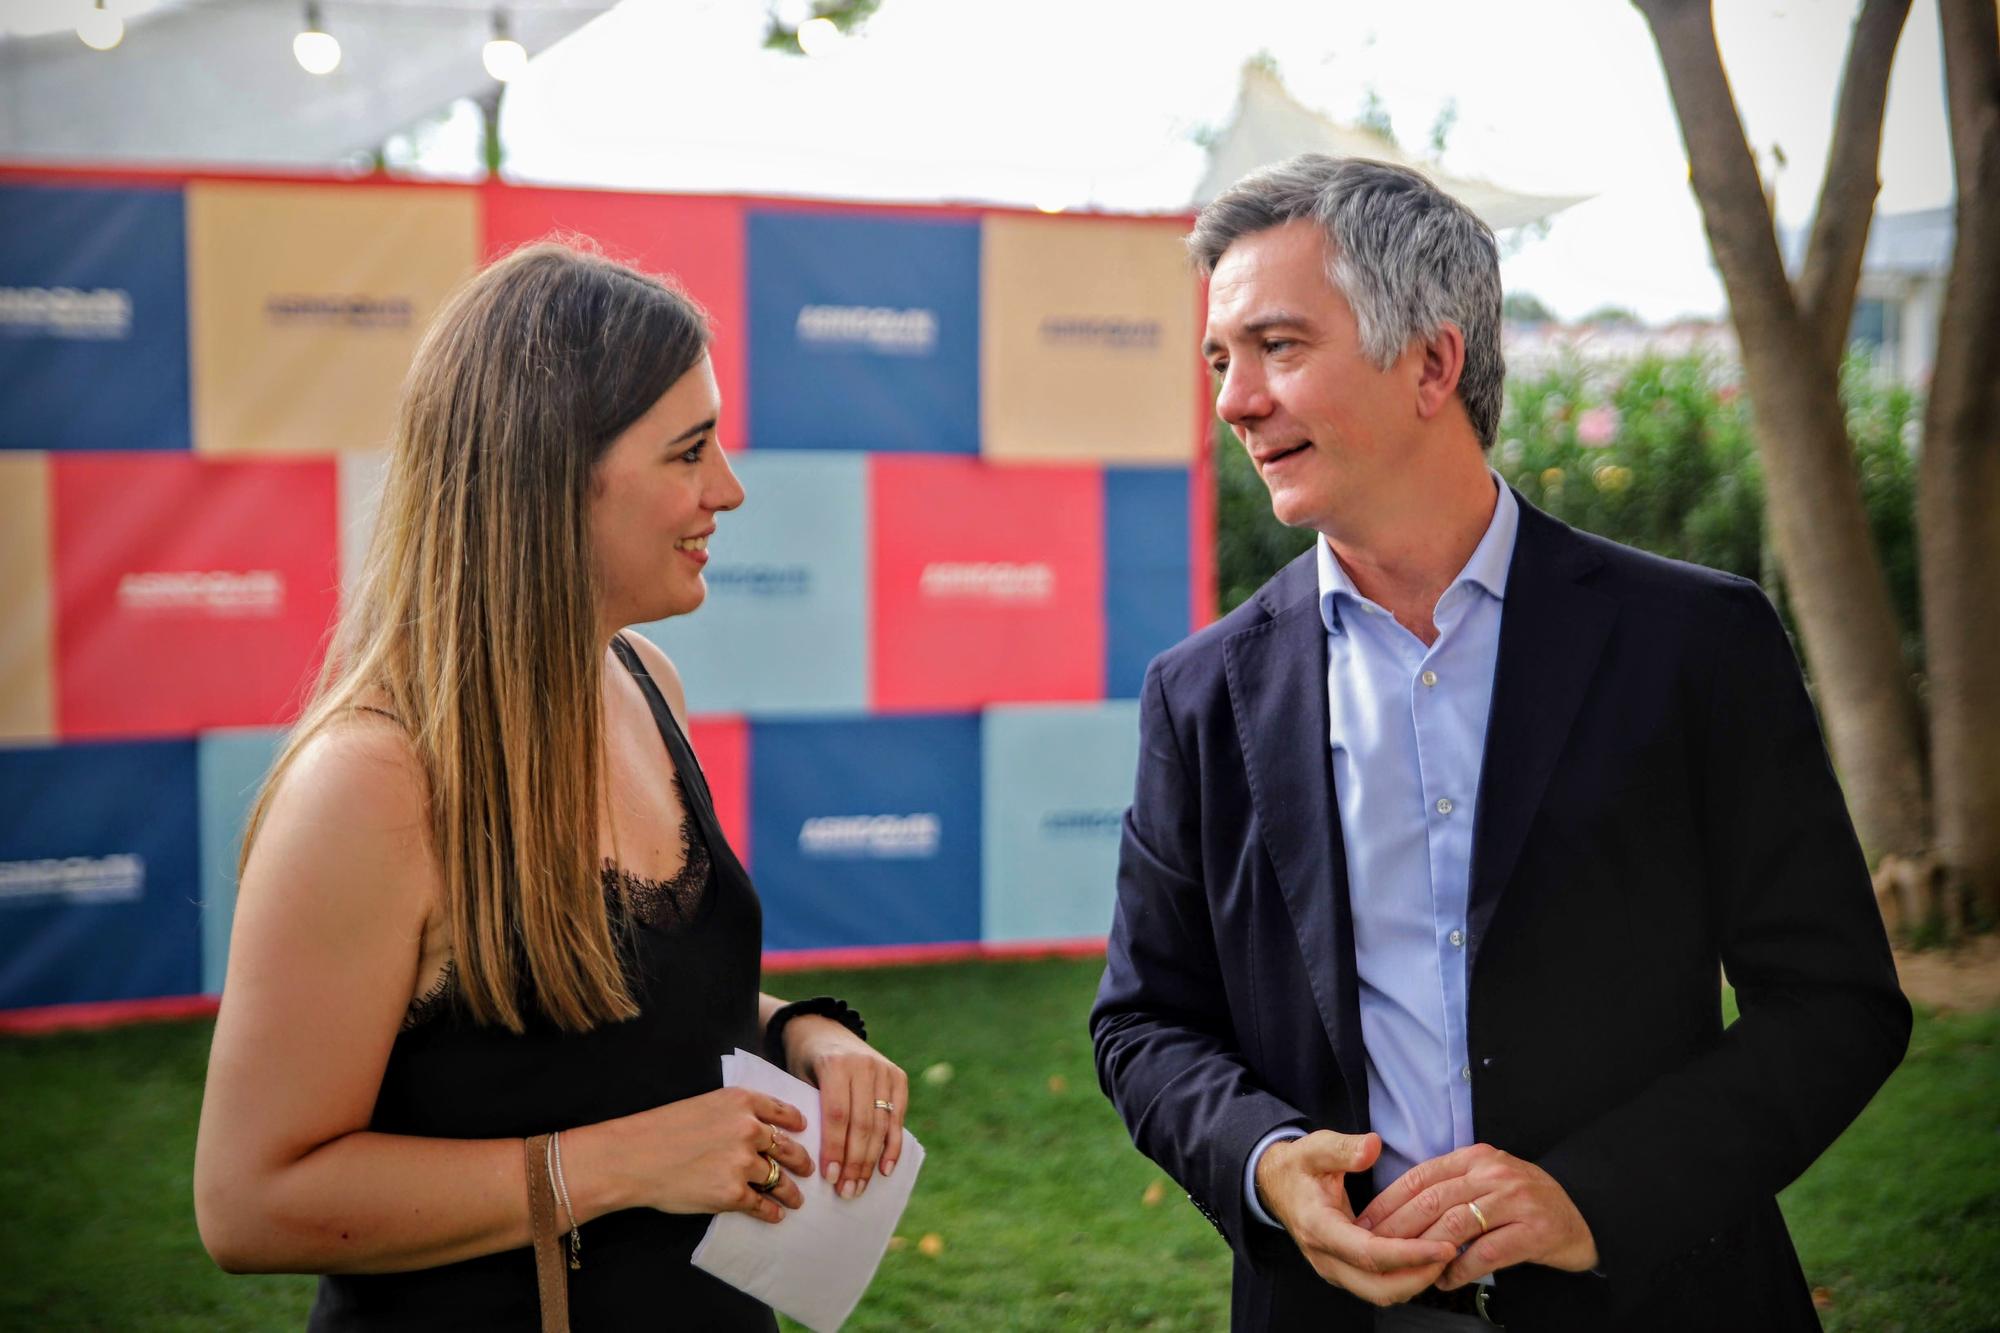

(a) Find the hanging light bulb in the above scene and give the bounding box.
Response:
[795,15,840,56]
[76,0,124,51]
[482,10,527,82]
[294,1,341,75]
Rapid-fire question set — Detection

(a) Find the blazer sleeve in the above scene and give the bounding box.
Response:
[1535,580,1912,1300]
[1090,655,1310,1270]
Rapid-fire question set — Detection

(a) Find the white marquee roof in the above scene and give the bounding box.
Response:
[1196,62,1590,233]
[0,0,602,168]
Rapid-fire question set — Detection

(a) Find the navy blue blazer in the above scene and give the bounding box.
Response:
[1091,496,1909,1331]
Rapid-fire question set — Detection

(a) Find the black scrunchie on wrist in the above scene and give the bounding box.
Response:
[764,995,867,1069]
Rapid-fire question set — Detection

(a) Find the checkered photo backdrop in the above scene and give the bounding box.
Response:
[0,168,1211,1026]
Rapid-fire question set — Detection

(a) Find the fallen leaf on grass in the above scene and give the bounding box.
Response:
[1142,1179,1167,1207]
[918,1233,945,1257]
[922,1062,955,1087]
[887,1235,908,1252]
[1811,1287,1834,1310]
[1047,1074,1069,1094]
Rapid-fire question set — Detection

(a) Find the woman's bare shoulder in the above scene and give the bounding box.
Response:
[244,710,437,928]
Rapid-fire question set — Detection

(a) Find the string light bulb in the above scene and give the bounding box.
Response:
[293,2,341,75]
[77,0,123,51]
[482,10,527,82]
[795,15,840,55]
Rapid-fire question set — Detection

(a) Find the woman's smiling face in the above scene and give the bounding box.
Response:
[588,354,744,630]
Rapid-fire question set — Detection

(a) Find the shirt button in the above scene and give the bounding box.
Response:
[1449,929,1465,948]
[1461,1065,1473,1082]
[1435,797,1454,815]
[1421,670,1439,687]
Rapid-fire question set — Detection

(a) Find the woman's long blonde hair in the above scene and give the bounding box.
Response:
[242,242,711,1033]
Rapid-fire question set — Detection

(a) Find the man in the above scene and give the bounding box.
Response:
[1090,154,1909,1331]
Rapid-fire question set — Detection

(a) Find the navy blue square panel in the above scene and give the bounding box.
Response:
[0,740,202,1009]
[750,715,981,950]
[747,211,980,453]
[1104,467,1191,698]
[0,184,191,451]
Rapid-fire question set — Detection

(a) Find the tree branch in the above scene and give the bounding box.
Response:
[1634,0,1800,347]
[1795,0,1911,375]
[1934,0,2000,432]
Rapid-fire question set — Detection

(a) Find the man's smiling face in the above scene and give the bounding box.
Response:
[1202,219,1417,534]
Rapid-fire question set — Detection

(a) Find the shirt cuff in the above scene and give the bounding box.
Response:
[1244,1128,1308,1228]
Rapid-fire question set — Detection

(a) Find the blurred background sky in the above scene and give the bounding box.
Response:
[4,0,1958,323]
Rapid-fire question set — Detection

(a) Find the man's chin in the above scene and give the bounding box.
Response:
[1265,493,1325,532]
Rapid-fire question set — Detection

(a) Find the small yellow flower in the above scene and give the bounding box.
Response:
[1593,464,1633,493]
[1540,466,1566,489]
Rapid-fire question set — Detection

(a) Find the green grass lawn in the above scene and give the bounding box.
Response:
[2,958,1992,1330]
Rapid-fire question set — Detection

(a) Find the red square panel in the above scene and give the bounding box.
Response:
[53,454,339,739]
[871,456,1104,711]
[481,186,748,448]
[687,714,750,870]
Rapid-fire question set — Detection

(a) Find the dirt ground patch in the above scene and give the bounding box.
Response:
[1893,933,2000,1012]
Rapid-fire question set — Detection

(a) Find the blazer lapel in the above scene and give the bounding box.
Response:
[1468,499,1616,967]
[1225,553,1369,1120]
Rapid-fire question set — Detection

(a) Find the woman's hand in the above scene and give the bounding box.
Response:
[595,1088,813,1224]
[784,1017,910,1199]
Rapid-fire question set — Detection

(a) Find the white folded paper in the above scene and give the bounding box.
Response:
[691,1050,925,1332]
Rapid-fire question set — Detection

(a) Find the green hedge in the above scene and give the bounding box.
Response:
[1214,353,1924,672]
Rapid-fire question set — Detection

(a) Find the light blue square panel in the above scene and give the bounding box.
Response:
[981,701,1139,944]
[635,451,868,715]
[197,727,285,996]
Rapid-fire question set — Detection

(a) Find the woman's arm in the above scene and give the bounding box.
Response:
[193,720,812,1276]
[621,632,914,1201]
[756,999,909,1200]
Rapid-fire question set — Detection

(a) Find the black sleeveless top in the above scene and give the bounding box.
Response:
[309,636,776,1331]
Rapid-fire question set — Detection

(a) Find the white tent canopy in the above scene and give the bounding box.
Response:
[0,0,602,168]
[1196,61,1590,232]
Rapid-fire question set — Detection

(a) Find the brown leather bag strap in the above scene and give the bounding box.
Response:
[524,1134,571,1333]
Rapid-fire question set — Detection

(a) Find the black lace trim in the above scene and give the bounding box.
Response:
[399,780,708,1030]
[402,958,457,1031]
[605,775,710,932]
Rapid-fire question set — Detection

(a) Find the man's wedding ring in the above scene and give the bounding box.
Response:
[752,1154,782,1193]
[873,1099,896,1113]
[1467,1200,1490,1234]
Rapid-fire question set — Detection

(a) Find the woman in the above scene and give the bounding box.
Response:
[194,243,910,1330]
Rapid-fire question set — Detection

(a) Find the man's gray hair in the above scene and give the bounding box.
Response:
[1189,154,1504,449]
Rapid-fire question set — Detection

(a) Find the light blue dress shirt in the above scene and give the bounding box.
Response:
[1247,475,1519,1224]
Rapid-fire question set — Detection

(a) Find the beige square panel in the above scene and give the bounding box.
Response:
[981,216,1200,464]
[188,182,478,455]
[0,454,54,740]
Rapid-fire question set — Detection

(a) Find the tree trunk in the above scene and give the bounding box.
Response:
[1637,0,1931,864]
[1919,0,2000,929]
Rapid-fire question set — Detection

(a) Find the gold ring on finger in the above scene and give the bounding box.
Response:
[751,1154,782,1194]
[1467,1200,1490,1234]
[873,1099,896,1113]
